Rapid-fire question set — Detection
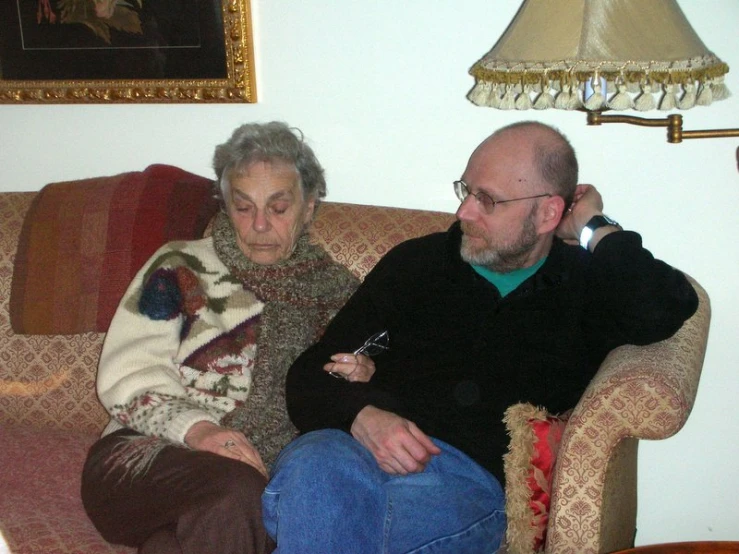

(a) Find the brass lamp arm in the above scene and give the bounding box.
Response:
[586,112,739,143]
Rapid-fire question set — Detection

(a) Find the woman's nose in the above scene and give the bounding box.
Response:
[252,209,270,232]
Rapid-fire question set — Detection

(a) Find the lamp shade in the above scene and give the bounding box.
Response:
[468,0,730,111]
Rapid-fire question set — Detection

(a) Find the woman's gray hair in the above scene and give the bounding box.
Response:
[213,121,326,205]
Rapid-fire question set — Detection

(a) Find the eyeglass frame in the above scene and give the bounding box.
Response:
[353,330,389,357]
[453,180,552,215]
[328,330,389,380]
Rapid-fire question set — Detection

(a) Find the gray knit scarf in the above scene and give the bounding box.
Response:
[213,211,359,467]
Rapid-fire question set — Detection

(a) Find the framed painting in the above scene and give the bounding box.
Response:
[0,0,256,103]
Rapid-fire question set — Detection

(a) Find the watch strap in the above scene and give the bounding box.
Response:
[579,215,620,249]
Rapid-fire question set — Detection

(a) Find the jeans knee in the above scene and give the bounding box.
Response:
[272,429,362,474]
[267,429,381,503]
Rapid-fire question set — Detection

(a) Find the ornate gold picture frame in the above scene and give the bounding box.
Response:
[0,0,256,104]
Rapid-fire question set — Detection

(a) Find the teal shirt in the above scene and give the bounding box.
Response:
[471,257,547,298]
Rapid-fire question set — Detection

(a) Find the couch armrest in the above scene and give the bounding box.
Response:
[545,276,710,554]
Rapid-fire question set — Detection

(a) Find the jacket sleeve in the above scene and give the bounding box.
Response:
[286,248,410,434]
[582,230,699,351]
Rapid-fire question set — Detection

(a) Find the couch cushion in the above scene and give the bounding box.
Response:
[10,164,219,335]
[0,424,134,554]
[503,403,570,554]
[311,202,456,280]
[0,194,108,432]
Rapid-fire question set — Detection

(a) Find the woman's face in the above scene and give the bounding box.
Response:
[225,160,316,265]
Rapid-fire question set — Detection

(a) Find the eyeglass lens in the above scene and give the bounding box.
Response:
[354,330,390,357]
[454,180,495,212]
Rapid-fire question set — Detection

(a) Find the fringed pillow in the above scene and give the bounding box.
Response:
[503,403,570,554]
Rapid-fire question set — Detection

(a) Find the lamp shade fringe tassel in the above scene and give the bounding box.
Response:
[467,77,730,112]
[533,85,556,110]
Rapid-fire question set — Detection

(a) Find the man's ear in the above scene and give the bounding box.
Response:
[537,195,566,234]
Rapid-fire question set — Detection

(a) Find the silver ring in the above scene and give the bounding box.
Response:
[224,439,236,448]
[328,371,348,380]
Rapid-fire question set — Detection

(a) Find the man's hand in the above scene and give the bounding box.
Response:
[556,184,610,246]
[185,420,268,478]
[323,353,375,382]
[350,405,441,475]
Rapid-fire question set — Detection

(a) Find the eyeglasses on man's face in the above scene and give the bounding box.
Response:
[453,180,551,215]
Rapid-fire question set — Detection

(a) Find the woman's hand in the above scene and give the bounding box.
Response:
[323,353,375,382]
[185,421,268,478]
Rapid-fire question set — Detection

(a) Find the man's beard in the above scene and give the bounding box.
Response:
[460,213,539,273]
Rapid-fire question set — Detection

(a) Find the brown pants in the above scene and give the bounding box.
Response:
[81,429,275,554]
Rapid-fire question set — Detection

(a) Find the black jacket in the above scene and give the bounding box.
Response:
[286,222,698,482]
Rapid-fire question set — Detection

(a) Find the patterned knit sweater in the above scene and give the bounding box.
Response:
[97,218,358,467]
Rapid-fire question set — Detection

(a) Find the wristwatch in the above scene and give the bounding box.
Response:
[579,215,620,249]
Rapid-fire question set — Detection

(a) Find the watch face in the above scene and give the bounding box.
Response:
[580,226,594,249]
[587,215,619,230]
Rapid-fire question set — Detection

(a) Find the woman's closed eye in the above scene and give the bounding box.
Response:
[232,198,255,213]
[269,202,290,215]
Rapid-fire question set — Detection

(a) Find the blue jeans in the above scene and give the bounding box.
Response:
[263,429,505,554]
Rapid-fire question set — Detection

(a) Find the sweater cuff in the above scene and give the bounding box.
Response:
[165,409,220,444]
[338,390,408,430]
[591,229,642,255]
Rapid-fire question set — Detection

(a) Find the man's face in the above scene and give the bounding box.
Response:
[458,202,539,271]
[455,130,549,272]
[225,160,315,266]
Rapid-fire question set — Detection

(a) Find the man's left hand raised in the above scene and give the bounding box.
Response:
[556,184,604,243]
[556,184,620,251]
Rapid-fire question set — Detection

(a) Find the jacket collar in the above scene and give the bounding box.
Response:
[445,220,580,295]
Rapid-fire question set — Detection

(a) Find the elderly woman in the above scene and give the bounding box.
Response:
[81,122,370,554]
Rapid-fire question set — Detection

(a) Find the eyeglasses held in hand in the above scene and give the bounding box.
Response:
[353,330,390,357]
[328,330,390,380]
[453,180,551,215]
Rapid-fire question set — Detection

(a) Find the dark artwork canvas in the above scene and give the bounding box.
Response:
[0,0,228,81]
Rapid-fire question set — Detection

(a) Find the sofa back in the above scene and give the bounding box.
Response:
[0,191,455,434]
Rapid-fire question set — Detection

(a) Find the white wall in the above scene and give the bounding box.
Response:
[1,0,737,545]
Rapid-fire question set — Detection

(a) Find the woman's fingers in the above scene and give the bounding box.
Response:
[223,434,269,477]
[185,422,268,477]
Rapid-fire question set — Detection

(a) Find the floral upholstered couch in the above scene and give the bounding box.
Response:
[0,166,710,554]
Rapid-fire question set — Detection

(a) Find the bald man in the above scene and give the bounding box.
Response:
[265,122,699,554]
